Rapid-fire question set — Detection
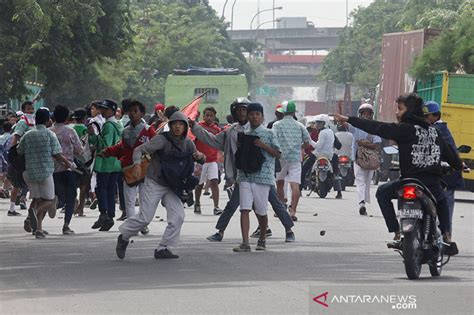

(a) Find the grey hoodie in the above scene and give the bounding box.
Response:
[133,111,196,186]
[192,121,249,184]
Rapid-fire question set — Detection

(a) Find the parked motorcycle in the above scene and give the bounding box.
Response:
[388,145,471,280]
[307,156,333,198]
[338,155,354,190]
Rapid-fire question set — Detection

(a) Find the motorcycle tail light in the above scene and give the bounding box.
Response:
[339,156,349,163]
[317,159,328,166]
[400,186,417,200]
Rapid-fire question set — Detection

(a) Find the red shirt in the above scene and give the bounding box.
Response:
[104,125,156,167]
[195,121,221,163]
[304,128,320,155]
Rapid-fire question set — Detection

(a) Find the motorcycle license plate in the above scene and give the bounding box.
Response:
[398,209,423,219]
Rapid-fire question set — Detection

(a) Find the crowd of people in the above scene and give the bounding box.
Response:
[0,93,463,258]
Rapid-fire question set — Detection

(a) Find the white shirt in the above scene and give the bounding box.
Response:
[335,131,353,158]
[312,128,335,159]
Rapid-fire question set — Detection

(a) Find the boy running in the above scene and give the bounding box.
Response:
[116,111,205,259]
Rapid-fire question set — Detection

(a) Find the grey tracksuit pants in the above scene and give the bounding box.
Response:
[119,177,184,248]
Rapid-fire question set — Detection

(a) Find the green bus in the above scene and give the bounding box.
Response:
[165,71,248,122]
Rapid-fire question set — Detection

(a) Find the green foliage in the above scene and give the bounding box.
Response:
[321,0,406,90]
[112,0,251,107]
[0,0,133,104]
[410,1,474,78]
[321,0,471,93]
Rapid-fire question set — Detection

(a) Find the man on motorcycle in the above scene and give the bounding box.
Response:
[335,93,462,256]
[311,115,334,160]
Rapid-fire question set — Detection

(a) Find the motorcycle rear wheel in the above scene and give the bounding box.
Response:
[403,223,423,280]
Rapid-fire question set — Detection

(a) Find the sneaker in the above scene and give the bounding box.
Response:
[19,201,27,210]
[207,232,223,242]
[28,208,38,232]
[233,243,251,252]
[256,239,266,251]
[359,205,367,216]
[62,226,75,235]
[91,214,107,229]
[203,191,210,196]
[48,196,58,219]
[140,226,149,235]
[35,230,46,239]
[23,218,32,233]
[194,203,201,214]
[285,231,296,243]
[90,198,98,210]
[213,207,223,216]
[7,211,21,216]
[250,228,272,238]
[154,248,179,259]
[116,234,129,259]
[99,218,114,231]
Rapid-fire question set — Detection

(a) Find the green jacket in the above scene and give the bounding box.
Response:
[90,120,123,172]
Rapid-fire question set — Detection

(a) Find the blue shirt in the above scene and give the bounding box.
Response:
[237,125,280,186]
[272,116,310,162]
[348,124,381,161]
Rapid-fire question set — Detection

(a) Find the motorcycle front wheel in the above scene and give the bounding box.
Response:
[402,222,423,280]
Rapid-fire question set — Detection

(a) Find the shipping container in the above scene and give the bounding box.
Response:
[377,29,440,122]
[417,71,474,190]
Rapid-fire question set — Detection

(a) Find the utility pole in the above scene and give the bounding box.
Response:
[346,0,349,26]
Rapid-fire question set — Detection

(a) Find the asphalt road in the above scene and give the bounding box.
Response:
[0,184,473,314]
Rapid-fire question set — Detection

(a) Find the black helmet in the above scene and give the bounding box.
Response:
[230,97,250,120]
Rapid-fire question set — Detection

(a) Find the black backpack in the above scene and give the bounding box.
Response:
[159,132,199,193]
[235,132,265,175]
[8,144,26,174]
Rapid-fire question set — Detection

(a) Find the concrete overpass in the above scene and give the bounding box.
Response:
[228,27,343,51]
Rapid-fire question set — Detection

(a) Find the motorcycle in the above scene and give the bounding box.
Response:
[338,155,354,190]
[388,145,471,280]
[307,156,333,198]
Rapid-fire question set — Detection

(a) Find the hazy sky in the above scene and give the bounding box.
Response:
[208,0,374,29]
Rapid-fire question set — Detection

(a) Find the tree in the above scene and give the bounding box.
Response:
[320,0,469,93]
[410,1,474,78]
[113,0,252,106]
[320,0,406,91]
[0,0,132,104]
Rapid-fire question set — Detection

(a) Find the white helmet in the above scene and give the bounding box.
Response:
[358,103,374,118]
[315,114,330,128]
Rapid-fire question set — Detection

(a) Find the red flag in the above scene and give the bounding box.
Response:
[181,95,203,140]
[181,95,202,121]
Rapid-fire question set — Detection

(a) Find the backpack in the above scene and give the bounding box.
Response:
[159,132,199,192]
[235,132,264,175]
[8,144,26,174]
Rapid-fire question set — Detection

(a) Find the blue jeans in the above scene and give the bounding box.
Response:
[96,172,120,219]
[215,184,294,232]
[53,171,78,225]
[376,180,450,234]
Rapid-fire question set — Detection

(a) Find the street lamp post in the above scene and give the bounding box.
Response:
[230,0,237,30]
[249,6,282,30]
